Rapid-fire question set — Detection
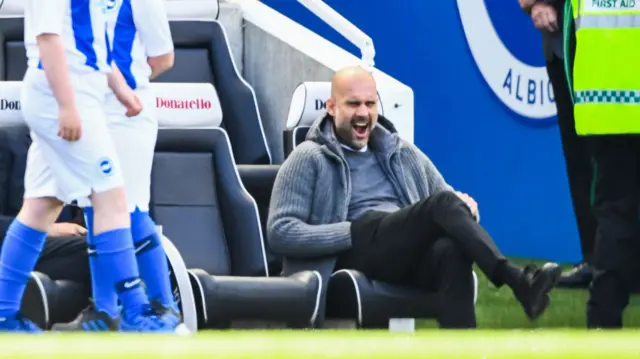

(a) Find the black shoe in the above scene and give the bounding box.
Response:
[514,262,562,320]
[149,300,181,320]
[147,299,190,334]
[557,262,593,288]
[51,303,120,332]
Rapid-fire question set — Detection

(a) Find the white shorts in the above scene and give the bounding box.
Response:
[21,69,124,204]
[105,87,158,212]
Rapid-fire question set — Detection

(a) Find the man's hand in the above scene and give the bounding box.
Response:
[456,191,478,218]
[531,3,558,32]
[48,222,87,237]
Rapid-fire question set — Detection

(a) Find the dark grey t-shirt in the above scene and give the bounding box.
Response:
[343,146,402,221]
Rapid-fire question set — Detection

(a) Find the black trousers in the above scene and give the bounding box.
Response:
[337,191,508,328]
[587,135,640,328]
[0,233,90,285]
[546,51,596,264]
[35,236,90,285]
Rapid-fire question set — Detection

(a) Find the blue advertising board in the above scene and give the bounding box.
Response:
[263,0,582,263]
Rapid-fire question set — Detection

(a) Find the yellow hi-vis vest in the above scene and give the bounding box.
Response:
[572,0,640,135]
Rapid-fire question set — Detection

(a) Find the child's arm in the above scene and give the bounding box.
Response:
[108,63,143,117]
[107,62,129,95]
[133,0,175,79]
[32,0,75,109]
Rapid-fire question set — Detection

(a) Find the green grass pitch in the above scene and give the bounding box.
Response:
[4,330,640,358]
[3,259,640,358]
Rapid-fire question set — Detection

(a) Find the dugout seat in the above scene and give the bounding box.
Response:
[282,83,478,329]
[0,0,283,298]
[0,92,204,331]
[0,0,272,165]
[150,82,321,330]
[156,0,272,165]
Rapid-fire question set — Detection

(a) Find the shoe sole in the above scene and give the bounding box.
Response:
[50,322,117,332]
[528,265,562,320]
[50,323,73,332]
[119,321,192,334]
[52,323,190,334]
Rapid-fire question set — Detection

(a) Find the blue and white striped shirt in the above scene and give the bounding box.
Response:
[106,0,174,90]
[24,0,112,74]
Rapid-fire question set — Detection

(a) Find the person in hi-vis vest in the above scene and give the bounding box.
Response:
[519,0,596,288]
[569,0,640,328]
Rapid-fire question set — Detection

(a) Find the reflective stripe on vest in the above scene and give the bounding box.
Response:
[571,0,640,135]
[577,14,640,28]
[575,90,640,104]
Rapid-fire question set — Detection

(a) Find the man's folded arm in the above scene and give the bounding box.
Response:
[267,145,352,258]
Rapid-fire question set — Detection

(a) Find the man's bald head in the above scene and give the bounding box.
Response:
[327,66,379,150]
[330,66,376,98]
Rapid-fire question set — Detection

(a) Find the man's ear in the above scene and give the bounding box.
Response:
[327,97,336,117]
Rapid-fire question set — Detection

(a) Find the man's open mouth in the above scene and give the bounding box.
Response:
[352,121,370,138]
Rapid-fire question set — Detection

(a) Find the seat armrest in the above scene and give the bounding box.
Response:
[327,269,440,328]
[190,268,322,328]
[22,272,90,329]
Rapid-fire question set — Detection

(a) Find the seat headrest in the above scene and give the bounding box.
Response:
[0,81,223,128]
[285,82,385,130]
[164,0,220,21]
[0,82,22,126]
[0,0,220,20]
[0,0,22,17]
[153,82,223,128]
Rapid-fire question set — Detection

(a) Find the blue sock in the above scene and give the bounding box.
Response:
[91,224,148,318]
[83,208,118,317]
[131,209,176,310]
[0,220,47,317]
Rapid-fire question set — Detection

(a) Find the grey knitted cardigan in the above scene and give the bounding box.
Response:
[267,114,453,258]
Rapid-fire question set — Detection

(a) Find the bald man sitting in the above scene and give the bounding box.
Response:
[267,66,562,328]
